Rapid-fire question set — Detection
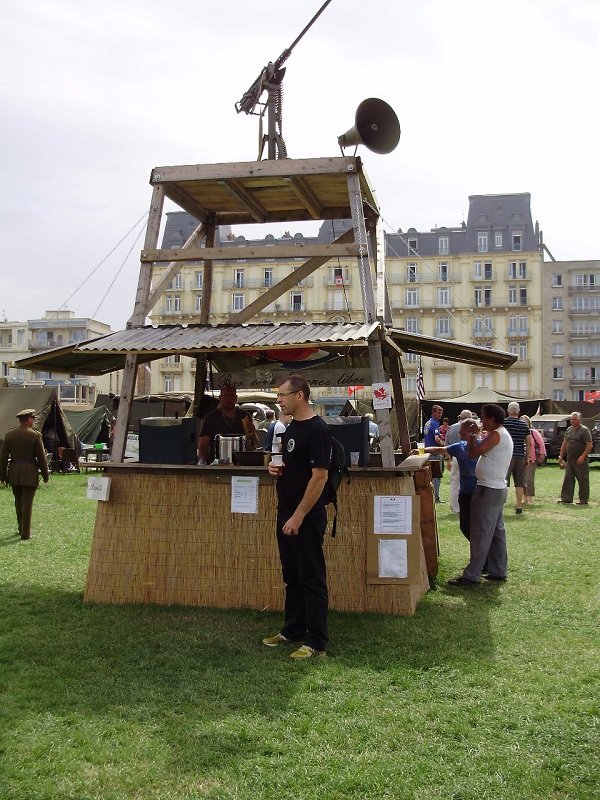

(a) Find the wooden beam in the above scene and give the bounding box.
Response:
[286,176,324,219]
[367,339,395,469]
[112,353,138,462]
[150,156,360,184]
[146,223,206,310]
[387,354,412,459]
[347,171,377,324]
[199,221,216,325]
[140,243,360,263]
[116,186,164,462]
[226,228,356,324]
[163,183,210,224]
[129,184,165,327]
[218,179,266,223]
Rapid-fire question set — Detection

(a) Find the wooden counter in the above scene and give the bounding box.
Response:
[84,460,436,616]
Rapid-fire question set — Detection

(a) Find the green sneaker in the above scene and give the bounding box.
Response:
[262,633,298,647]
[290,645,326,660]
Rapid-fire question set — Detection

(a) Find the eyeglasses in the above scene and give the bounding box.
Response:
[276,390,297,398]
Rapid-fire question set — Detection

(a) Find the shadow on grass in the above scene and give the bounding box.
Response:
[0,575,505,791]
[1,577,501,709]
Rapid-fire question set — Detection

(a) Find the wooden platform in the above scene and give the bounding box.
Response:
[84,465,432,616]
[148,156,377,228]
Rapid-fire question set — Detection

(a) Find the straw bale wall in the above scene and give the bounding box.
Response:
[85,469,430,616]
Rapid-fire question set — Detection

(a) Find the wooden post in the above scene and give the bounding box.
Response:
[347,170,394,468]
[193,220,217,418]
[113,185,165,462]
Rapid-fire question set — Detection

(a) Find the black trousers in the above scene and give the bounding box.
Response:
[12,485,37,539]
[276,510,329,651]
[458,491,473,540]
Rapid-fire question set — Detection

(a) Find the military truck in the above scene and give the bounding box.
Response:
[531,414,600,461]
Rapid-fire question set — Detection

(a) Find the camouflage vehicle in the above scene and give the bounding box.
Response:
[531,414,600,461]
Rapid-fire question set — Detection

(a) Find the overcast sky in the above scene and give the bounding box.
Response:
[1,0,598,331]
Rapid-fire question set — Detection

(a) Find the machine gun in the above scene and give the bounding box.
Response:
[235,0,333,160]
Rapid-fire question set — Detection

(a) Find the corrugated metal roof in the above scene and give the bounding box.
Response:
[13,321,517,376]
[76,322,379,353]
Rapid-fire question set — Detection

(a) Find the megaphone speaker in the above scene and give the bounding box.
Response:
[338,98,401,155]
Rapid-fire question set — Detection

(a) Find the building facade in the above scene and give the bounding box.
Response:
[0,310,119,405]
[541,260,600,401]
[149,194,545,401]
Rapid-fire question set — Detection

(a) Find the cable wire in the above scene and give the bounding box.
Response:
[58,212,148,314]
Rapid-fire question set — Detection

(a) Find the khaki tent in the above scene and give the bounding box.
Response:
[0,387,78,457]
[420,387,548,425]
[63,405,113,445]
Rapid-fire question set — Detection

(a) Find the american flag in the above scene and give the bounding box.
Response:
[416,358,425,402]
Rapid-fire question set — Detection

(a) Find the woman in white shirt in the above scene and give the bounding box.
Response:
[448,404,513,586]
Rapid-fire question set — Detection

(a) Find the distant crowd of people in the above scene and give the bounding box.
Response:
[420,402,594,587]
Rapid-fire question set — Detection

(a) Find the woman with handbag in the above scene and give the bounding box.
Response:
[521,415,546,505]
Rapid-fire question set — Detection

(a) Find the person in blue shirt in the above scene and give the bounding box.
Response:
[422,418,479,540]
[423,404,444,502]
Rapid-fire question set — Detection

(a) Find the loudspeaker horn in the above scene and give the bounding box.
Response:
[338,98,400,155]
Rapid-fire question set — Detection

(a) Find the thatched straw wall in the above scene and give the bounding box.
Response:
[85,469,431,616]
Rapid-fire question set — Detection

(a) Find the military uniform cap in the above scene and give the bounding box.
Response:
[16,408,36,418]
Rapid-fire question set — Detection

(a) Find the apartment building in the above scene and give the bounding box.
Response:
[385,193,543,399]
[542,260,600,401]
[0,310,118,405]
[149,194,544,400]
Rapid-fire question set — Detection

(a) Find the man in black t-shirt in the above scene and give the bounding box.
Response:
[197,385,257,463]
[265,374,332,659]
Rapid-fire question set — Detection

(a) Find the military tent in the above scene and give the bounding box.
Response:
[0,387,78,457]
[63,405,113,445]
[420,387,549,426]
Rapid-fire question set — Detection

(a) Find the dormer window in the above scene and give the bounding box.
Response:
[512,233,522,251]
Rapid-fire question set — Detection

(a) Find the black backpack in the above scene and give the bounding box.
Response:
[322,437,350,537]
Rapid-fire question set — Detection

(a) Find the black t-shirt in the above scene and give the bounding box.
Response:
[199,407,251,462]
[277,415,332,518]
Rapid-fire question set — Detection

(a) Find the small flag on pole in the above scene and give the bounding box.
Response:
[416,358,425,402]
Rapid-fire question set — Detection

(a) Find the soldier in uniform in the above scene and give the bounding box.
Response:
[0,408,49,539]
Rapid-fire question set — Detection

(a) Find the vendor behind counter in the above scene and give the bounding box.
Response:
[198,386,258,464]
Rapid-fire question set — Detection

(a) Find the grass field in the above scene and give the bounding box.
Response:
[0,464,598,800]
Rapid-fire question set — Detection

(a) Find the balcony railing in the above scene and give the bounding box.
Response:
[570,377,600,386]
[569,307,600,316]
[324,276,353,286]
[434,329,454,339]
[159,362,183,372]
[156,306,214,317]
[506,272,531,281]
[324,303,353,312]
[568,284,600,293]
[570,330,600,339]
[569,354,600,363]
[507,327,530,337]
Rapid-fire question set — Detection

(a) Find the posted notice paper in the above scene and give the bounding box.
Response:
[231,476,259,514]
[378,538,408,578]
[373,495,413,535]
